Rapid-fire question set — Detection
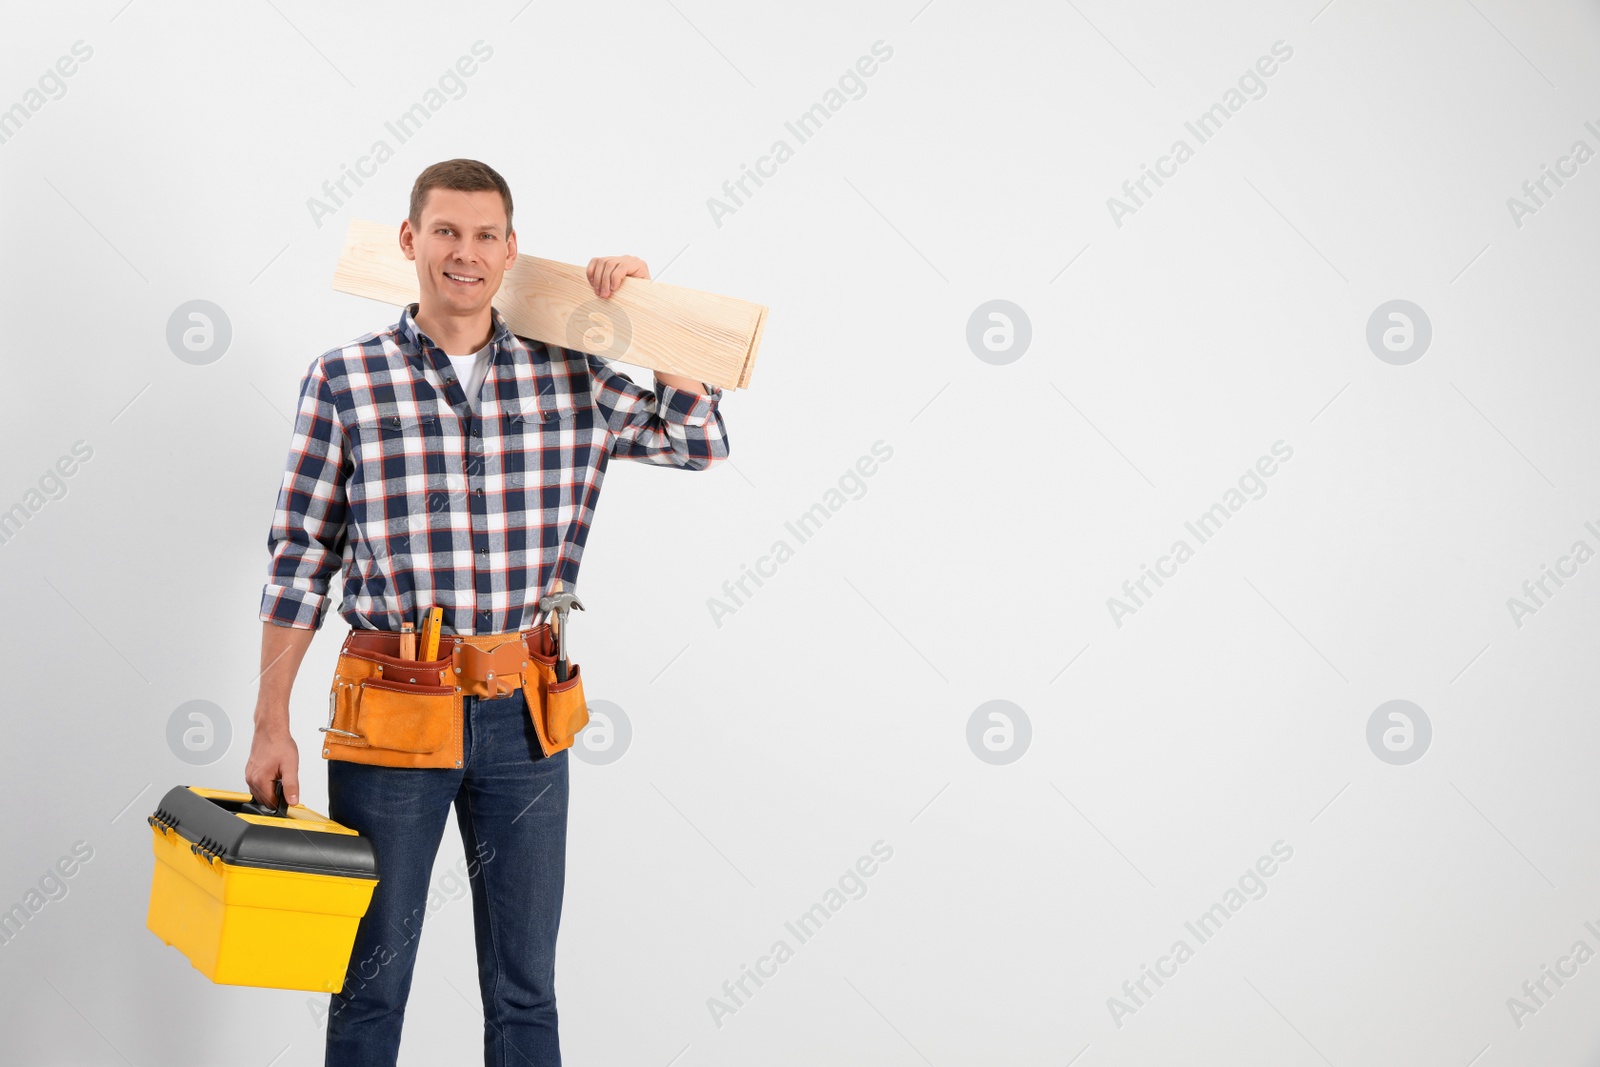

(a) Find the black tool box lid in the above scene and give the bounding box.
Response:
[148,786,378,880]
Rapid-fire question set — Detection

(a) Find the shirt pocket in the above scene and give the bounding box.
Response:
[351,411,449,489]
[509,407,577,431]
[517,406,602,456]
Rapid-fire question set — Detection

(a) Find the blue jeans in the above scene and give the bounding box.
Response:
[324,687,569,1067]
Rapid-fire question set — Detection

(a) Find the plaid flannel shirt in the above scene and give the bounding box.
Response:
[259,302,728,635]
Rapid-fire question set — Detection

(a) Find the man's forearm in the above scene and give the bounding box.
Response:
[254,621,317,733]
[655,371,711,393]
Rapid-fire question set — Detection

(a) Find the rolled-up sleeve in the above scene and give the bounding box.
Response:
[258,359,350,629]
[586,352,730,471]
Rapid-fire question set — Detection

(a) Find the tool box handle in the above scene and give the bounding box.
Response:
[241,778,289,819]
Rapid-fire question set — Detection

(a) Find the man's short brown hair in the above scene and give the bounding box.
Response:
[409,158,514,236]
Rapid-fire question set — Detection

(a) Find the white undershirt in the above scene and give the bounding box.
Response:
[443,343,493,414]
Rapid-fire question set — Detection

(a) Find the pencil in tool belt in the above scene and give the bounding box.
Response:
[421,607,442,661]
[398,621,415,660]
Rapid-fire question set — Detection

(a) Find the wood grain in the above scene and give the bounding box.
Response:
[331,219,767,390]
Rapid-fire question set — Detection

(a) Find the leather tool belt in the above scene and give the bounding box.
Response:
[321,624,588,768]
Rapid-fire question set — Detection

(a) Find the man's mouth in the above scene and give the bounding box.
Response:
[443,271,482,287]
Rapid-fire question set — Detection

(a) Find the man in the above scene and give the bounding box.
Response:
[244,157,728,1066]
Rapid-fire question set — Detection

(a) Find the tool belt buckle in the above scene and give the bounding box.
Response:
[453,639,530,699]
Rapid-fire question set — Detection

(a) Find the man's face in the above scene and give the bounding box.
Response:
[400,187,517,315]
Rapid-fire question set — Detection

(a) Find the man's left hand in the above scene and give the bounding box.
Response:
[586,255,649,299]
[583,254,711,395]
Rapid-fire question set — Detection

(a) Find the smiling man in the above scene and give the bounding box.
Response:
[244,158,728,1067]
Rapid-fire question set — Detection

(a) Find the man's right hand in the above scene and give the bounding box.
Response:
[244,726,299,808]
[248,620,317,808]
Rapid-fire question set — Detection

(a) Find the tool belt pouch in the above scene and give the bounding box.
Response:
[322,636,462,769]
[523,624,589,758]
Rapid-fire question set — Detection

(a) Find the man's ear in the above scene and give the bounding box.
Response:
[505,228,517,268]
[398,218,417,262]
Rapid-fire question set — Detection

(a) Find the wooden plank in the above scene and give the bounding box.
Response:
[738,304,766,389]
[331,218,767,391]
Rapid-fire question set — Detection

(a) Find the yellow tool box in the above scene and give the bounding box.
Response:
[145,784,379,993]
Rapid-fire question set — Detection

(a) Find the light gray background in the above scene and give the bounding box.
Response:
[2,0,1598,1064]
